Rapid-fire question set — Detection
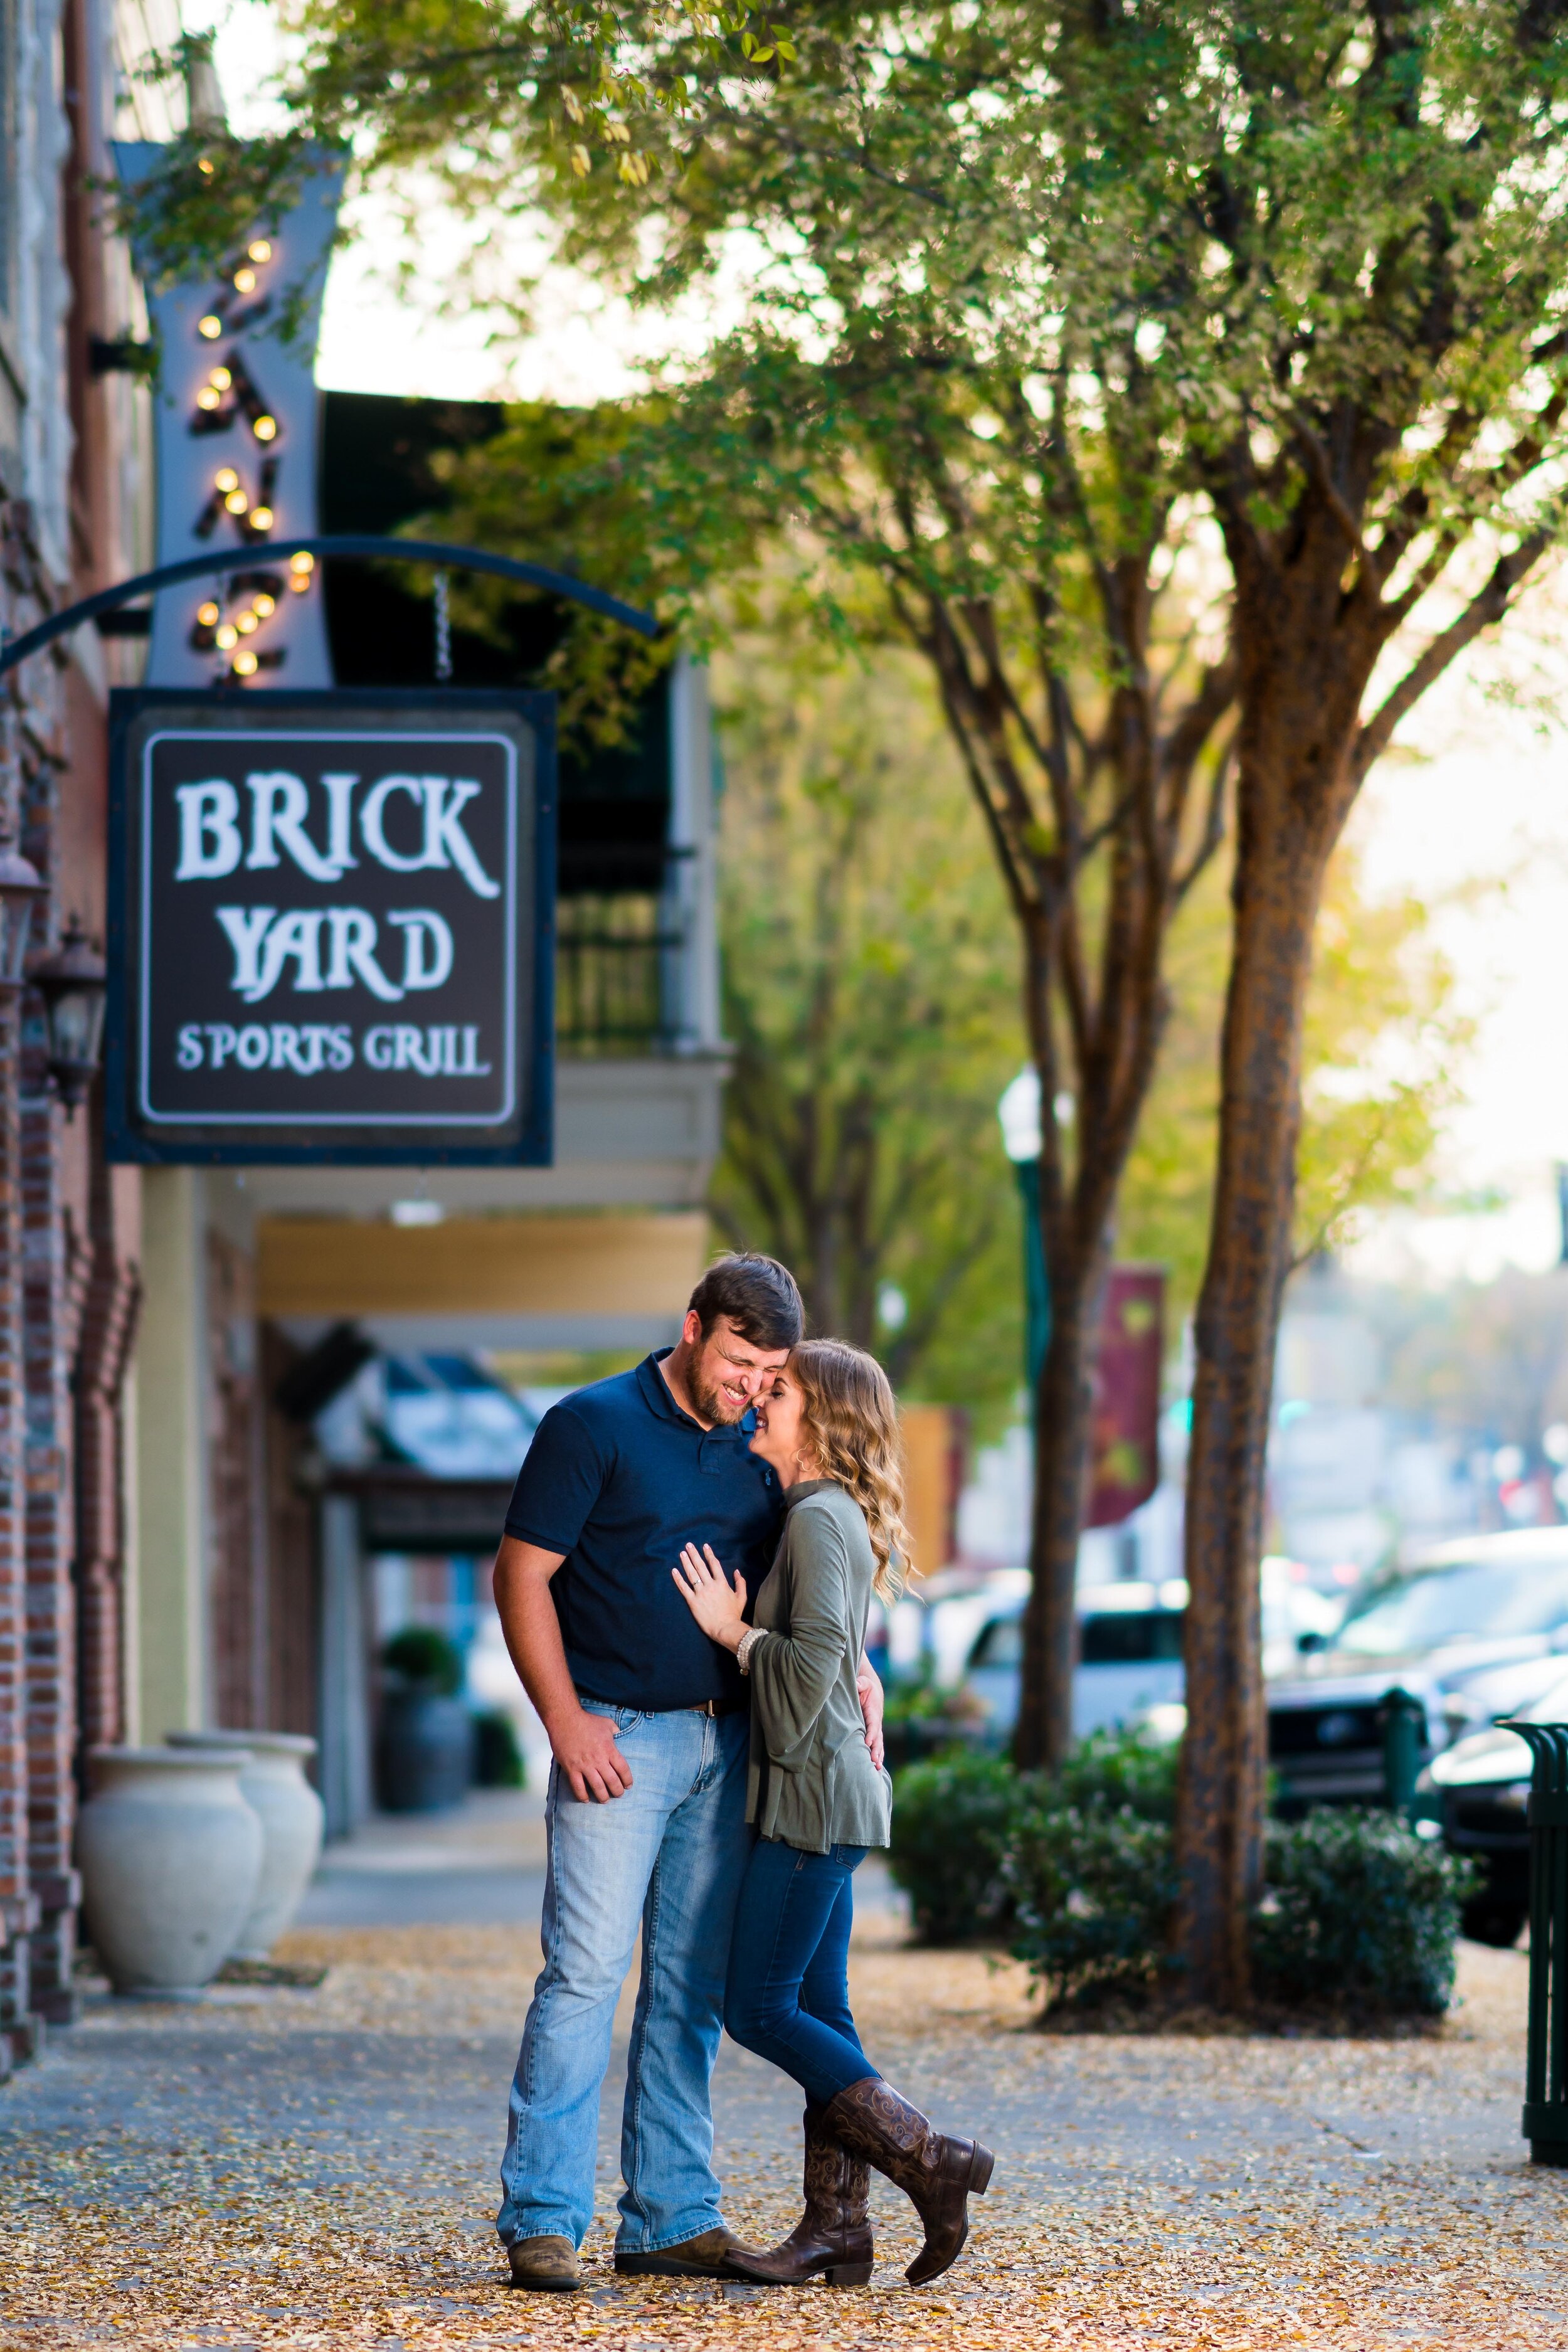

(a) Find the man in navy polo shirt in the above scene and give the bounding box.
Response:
[492,1254,805,2292]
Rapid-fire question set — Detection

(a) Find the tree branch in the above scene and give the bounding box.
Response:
[1355,529,1552,776]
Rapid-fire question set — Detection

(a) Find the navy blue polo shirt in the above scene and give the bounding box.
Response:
[503,1349,782,1712]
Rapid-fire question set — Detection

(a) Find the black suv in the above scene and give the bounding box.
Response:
[1266,1530,1568,1814]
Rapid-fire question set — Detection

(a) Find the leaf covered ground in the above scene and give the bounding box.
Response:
[3,1909,1567,2349]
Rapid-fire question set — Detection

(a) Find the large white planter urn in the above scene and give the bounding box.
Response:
[167,1730,324,1959]
[78,1748,263,1998]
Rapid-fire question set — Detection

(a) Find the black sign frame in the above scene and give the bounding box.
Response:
[104,686,556,1165]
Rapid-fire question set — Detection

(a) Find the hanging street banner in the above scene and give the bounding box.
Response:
[1084,1265,1165,1529]
[105,689,555,1164]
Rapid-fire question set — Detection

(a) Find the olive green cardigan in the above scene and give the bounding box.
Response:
[744,1478,894,1855]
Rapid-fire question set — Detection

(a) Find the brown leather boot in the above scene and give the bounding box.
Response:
[822,2075,993,2285]
[614,2225,766,2279]
[722,2104,874,2286]
[506,2235,581,2292]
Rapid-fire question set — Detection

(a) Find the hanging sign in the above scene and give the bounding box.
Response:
[111,140,342,689]
[105,687,554,1164]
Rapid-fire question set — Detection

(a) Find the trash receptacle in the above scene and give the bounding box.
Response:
[1502,1719,1568,2164]
[1379,1685,1425,1821]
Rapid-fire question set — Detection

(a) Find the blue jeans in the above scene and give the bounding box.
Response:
[497,1703,752,2253]
[724,1835,881,2109]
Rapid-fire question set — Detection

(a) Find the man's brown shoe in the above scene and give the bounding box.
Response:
[507,2235,581,2291]
[614,2226,765,2279]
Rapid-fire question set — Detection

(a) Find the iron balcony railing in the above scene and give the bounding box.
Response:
[555,890,687,1054]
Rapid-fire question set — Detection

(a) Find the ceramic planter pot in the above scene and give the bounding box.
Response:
[77,1748,263,1998]
[378,1690,474,1812]
[167,1730,324,1959]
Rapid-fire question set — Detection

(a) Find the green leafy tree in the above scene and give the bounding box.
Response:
[132,0,1568,2004]
[1120,842,1468,1320]
[708,633,1025,1411]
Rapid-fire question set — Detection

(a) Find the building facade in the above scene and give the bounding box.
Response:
[0,4,727,2074]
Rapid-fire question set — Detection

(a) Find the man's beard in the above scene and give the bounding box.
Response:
[690,1359,749,1426]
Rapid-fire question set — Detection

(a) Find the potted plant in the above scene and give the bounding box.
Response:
[377,1627,474,1812]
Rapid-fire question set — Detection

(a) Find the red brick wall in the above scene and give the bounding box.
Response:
[20,756,93,2023]
[0,507,56,2068]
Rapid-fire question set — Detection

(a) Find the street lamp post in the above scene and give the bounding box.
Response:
[999,1066,1051,1392]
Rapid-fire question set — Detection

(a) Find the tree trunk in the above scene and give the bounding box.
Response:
[1177,785,1337,2006]
[1014,1246,1102,1771]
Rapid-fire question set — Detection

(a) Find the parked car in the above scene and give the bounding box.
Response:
[960,1581,1187,1742]
[1416,1669,1568,1948]
[1267,1528,1568,1814]
[946,1556,1338,1745]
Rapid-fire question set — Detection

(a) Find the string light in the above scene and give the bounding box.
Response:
[233,267,257,294]
[289,551,314,573]
[196,386,221,411]
[247,240,272,263]
[253,415,277,442]
[215,624,238,650]
[197,157,215,177]
[252,593,275,617]
[196,601,220,627]
[225,492,249,516]
[232,650,259,677]
[236,612,258,635]
[289,571,310,593]
[209,366,231,390]
[249,504,273,529]
[198,315,222,339]
[213,468,239,494]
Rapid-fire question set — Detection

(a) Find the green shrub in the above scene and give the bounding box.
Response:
[891,1730,1473,2021]
[1006,1801,1181,2009]
[887,1724,1177,1946]
[383,1625,465,1696]
[1252,1809,1481,2017]
[887,1750,1028,1941]
[882,1660,958,1725]
[1054,1724,1180,1822]
[474,1708,526,1788]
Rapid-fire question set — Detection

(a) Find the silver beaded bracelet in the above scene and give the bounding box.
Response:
[736,1627,765,1675]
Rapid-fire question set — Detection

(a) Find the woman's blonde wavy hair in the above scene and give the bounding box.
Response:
[789,1339,911,1602]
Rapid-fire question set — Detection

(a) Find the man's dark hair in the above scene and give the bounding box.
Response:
[688,1253,803,1348]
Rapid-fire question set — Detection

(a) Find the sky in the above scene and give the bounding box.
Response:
[181,3,1568,1291]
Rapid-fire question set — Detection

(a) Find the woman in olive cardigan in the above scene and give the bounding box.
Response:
[673,1338,993,2289]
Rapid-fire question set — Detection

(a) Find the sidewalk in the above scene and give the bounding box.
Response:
[1,1794,1564,2348]
[295,1788,551,1927]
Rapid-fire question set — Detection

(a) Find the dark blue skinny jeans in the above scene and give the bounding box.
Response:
[723,1833,882,2108]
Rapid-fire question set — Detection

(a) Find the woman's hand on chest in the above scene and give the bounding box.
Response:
[672,1542,749,1650]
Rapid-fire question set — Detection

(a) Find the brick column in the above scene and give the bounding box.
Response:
[21,1069,90,2023]
[0,502,55,2069]
[73,1129,140,1759]
[0,979,29,2075]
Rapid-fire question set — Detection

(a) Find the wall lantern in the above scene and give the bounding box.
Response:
[31,916,109,1112]
[0,845,47,991]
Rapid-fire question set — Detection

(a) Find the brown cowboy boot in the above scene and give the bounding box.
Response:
[614,2225,768,2279]
[822,2075,993,2285]
[506,2235,581,2292]
[723,2104,874,2286]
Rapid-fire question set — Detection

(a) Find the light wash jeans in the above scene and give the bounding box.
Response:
[497,1701,753,2253]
